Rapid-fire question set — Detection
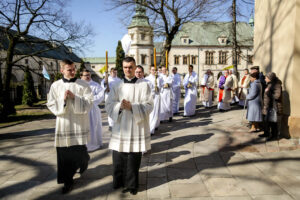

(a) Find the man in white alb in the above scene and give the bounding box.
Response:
[200,69,214,108]
[47,59,93,194]
[101,68,121,131]
[171,67,181,115]
[160,66,173,122]
[183,65,198,116]
[81,69,104,152]
[145,66,164,134]
[106,57,153,195]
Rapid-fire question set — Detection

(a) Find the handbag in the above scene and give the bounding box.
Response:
[266,99,278,122]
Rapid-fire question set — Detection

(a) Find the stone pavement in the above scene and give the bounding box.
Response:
[0,105,300,200]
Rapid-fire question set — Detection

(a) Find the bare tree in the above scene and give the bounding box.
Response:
[109,0,223,65]
[0,0,93,117]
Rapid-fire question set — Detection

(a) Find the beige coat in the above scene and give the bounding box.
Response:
[200,74,214,102]
[223,75,233,103]
[238,74,250,100]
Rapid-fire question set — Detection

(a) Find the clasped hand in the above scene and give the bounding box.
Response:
[121,99,132,110]
[64,90,75,101]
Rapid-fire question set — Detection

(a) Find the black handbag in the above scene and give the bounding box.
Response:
[267,107,277,122]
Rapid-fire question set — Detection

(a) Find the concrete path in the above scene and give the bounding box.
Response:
[0,105,300,200]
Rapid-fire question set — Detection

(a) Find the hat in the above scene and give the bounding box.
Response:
[250,66,259,70]
[266,72,277,81]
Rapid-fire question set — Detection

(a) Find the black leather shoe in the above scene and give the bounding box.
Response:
[130,189,138,195]
[62,183,73,194]
[169,117,172,122]
[122,188,131,193]
[259,133,269,138]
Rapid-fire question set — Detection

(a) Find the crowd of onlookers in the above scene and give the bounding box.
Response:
[241,66,283,141]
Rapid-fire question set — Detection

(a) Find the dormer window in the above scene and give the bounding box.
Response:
[141,33,145,40]
[218,36,227,45]
[181,36,189,44]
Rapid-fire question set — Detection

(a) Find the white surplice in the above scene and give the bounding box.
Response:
[159,74,173,121]
[145,74,163,134]
[101,76,122,127]
[47,79,93,147]
[171,73,181,114]
[105,79,153,152]
[183,72,198,116]
[86,80,105,152]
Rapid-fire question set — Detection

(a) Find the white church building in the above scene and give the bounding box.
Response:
[84,4,254,81]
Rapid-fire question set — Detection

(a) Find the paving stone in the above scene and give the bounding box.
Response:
[147,177,170,199]
[203,177,248,197]
[148,163,166,178]
[251,195,294,200]
[169,183,209,198]
[212,197,252,200]
[167,168,201,183]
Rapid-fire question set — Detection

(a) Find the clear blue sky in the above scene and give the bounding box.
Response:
[66,0,253,58]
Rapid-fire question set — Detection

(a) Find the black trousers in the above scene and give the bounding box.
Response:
[56,145,90,185]
[112,151,142,190]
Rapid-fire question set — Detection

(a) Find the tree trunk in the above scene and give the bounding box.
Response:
[2,37,17,116]
[232,0,238,76]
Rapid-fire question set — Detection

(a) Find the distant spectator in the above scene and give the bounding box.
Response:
[260,72,283,140]
[246,72,263,132]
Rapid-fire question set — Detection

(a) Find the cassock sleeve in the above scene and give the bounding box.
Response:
[105,84,121,123]
[131,83,154,124]
[47,83,66,116]
[93,83,105,105]
[73,86,93,114]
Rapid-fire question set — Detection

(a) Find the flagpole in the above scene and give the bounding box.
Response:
[105,51,110,93]
[154,48,158,92]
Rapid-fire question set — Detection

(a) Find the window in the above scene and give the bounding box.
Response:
[130,34,134,40]
[92,66,95,69]
[205,51,214,65]
[141,34,145,40]
[39,61,43,67]
[174,56,180,65]
[141,54,146,65]
[183,56,188,65]
[25,59,28,64]
[247,55,253,65]
[50,62,53,66]
[191,56,197,65]
[219,51,227,64]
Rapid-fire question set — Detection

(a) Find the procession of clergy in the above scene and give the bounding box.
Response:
[46,57,251,195]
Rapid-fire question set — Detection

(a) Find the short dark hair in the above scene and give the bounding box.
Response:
[172,67,177,71]
[110,67,116,72]
[189,65,193,69]
[123,56,136,64]
[250,72,259,79]
[136,65,144,72]
[60,59,74,68]
[80,69,90,76]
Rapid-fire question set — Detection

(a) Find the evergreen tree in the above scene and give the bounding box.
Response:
[115,41,125,78]
[54,73,63,81]
[75,59,86,78]
[22,66,38,106]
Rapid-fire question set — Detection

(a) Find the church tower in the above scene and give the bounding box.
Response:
[128,2,153,73]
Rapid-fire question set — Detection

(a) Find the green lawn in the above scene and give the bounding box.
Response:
[0,100,54,128]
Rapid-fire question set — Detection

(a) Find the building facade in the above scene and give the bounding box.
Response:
[254,0,300,138]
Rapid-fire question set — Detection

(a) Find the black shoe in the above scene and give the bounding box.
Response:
[219,109,225,112]
[267,137,277,141]
[155,128,158,131]
[62,183,73,194]
[122,188,131,193]
[130,189,138,195]
[169,117,173,122]
[259,133,269,138]
[109,126,112,131]
[113,183,124,190]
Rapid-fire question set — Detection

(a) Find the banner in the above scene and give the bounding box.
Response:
[42,65,50,80]
[121,34,131,55]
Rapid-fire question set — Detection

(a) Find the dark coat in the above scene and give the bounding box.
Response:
[262,79,283,115]
[246,79,263,122]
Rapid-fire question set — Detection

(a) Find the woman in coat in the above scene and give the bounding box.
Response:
[246,72,263,132]
[260,72,283,140]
